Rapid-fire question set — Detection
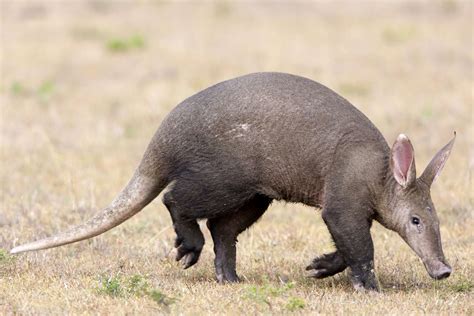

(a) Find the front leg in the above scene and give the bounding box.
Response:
[322,206,378,291]
[306,251,347,278]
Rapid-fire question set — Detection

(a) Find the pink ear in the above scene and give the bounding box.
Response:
[391,134,416,188]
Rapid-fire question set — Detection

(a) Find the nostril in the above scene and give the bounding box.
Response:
[435,267,452,280]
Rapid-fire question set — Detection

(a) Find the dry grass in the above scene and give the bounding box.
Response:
[1,1,473,315]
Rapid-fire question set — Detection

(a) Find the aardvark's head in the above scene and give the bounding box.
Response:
[380,133,455,280]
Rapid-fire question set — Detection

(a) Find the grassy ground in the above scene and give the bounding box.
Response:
[1,1,473,314]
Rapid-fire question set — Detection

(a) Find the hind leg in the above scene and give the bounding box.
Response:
[207,195,272,283]
[163,191,204,269]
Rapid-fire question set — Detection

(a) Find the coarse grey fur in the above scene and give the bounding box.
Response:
[11,72,455,291]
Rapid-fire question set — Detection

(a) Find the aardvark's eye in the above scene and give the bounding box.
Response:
[411,216,420,225]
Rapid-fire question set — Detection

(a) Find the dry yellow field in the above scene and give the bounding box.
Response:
[1,1,473,315]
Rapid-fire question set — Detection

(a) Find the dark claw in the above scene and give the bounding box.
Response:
[216,272,240,283]
[175,244,201,269]
[306,252,347,278]
[351,265,379,292]
[307,269,329,279]
[175,246,186,261]
[182,252,200,269]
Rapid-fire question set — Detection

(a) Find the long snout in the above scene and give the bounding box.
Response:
[424,259,452,280]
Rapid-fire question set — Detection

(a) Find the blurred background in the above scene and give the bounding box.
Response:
[0,1,472,313]
[2,0,471,224]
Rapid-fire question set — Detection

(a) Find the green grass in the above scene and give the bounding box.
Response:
[382,25,417,44]
[286,297,306,311]
[106,35,146,52]
[10,80,55,100]
[450,279,474,293]
[244,281,294,303]
[0,249,14,263]
[99,275,124,297]
[38,80,55,96]
[148,289,175,306]
[10,82,27,96]
[99,274,175,307]
[243,281,310,312]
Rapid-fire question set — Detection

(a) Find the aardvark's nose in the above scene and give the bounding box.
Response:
[431,264,452,280]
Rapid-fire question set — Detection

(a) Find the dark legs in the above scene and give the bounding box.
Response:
[319,206,378,291]
[164,175,377,290]
[163,192,205,269]
[307,211,376,291]
[306,251,347,278]
[164,188,271,281]
[207,195,271,283]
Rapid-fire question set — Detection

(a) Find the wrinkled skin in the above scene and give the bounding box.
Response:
[380,179,452,280]
[306,134,455,290]
[380,134,454,282]
[10,73,455,292]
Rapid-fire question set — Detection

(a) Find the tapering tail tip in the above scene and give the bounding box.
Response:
[10,241,44,254]
[8,172,165,256]
[10,246,25,254]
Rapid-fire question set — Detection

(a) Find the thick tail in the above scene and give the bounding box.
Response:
[10,170,166,254]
